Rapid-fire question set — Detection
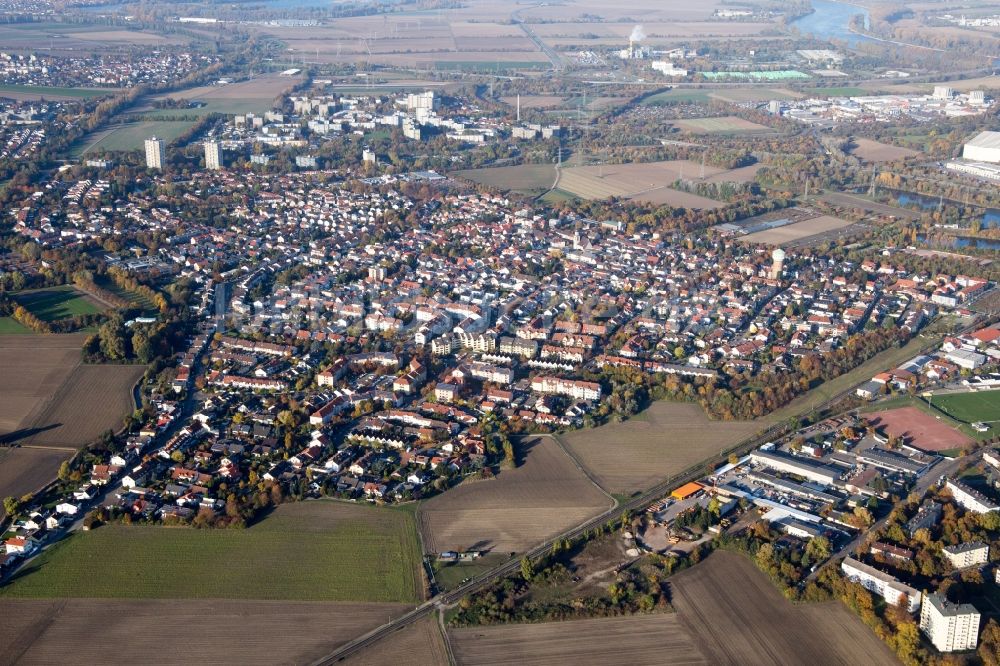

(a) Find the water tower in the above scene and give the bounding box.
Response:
[770,248,785,280]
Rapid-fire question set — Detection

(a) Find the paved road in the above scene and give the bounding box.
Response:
[806,453,968,584]
[511,6,562,71]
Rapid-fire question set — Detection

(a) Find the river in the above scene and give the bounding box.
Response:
[895,192,1000,229]
[790,0,874,47]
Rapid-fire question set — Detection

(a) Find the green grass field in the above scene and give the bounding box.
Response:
[809,87,866,97]
[0,316,31,334]
[95,276,157,315]
[539,188,577,204]
[641,89,713,105]
[74,120,196,155]
[1,501,423,602]
[134,98,275,120]
[930,390,1000,424]
[13,286,102,322]
[433,61,550,71]
[0,84,116,99]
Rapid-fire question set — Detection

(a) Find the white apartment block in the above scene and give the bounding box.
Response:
[530,376,602,401]
[920,593,980,652]
[204,141,222,170]
[841,557,921,613]
[942,542,989,569]
[144,137,164,169]
[946,478,1000,514]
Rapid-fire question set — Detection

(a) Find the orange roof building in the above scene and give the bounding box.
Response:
[671,481,704,500]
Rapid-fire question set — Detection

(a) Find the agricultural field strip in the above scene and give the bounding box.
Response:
[448,614,709,665]
[0,599,412,666]
[0,502,423,603]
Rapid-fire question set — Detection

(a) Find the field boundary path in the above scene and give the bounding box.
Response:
[545,434,616,507]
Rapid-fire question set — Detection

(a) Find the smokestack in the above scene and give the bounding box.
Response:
[628,26,645,59]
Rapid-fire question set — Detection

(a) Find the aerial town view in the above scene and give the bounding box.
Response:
[3,0,1000,664]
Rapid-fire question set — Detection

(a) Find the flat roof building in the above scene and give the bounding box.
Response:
[144,137,164,170]
[204,141,222,170]
[920,592,980,652]
[749,449,840,486]
[942,541,989,569]
[946,478,1000,514]
[841,556,921,613]
[963,130,1000,164]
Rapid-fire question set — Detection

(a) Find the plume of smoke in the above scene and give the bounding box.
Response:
[630,25,646,42]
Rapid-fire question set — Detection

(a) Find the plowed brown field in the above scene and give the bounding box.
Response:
[669,551,899,666]
[0,599,411,666]
[449,614,708,665]
[418,436,611,554]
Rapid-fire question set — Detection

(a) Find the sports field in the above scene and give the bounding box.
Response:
[867,406,973,453]
[13,286,103,322]
[931,389,1000,424]
[1,501,424,603]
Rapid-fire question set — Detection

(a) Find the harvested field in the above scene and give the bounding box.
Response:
[452,163,555,195]
[0,447,73,518]
[418,436,611,554]
[670,551,899,666]
[153,74,301,105]
[1,501,423,602]
[16,364,143,448]
[448,614,708,666]
[702,163,763,184]
[345,614,449,666]
[0,335,84,436]
[0,599,410,666]
[555,161,741,208]
[740,215,855,245]
[629,187,724,209]
[849,138,919,163]
[501,95,565,109]
[558,402,762,494]
[674,116,772,134]
[531,21,776,40]
[70,29,174,45]
[867,406,973,453]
